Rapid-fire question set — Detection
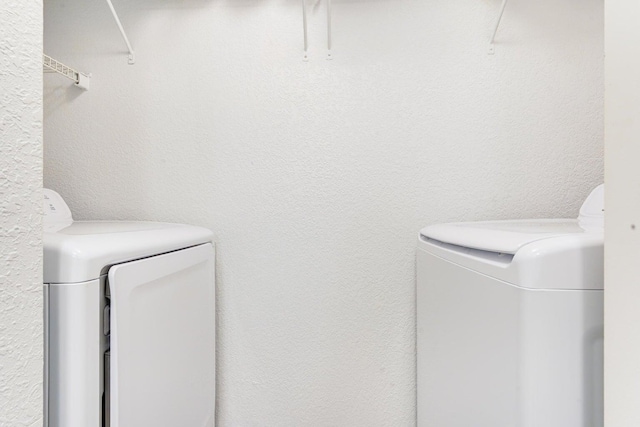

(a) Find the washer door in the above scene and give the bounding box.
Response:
[108,243,215,427]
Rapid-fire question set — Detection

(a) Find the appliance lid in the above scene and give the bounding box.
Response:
[421,184,604,255]
[420,219,586,254]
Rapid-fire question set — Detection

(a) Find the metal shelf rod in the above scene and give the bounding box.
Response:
[488,0,508,55]
[105,0,135,64]
[302,0,309,61]
[327,0,332,60]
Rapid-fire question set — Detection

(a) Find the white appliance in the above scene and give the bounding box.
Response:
[43,189,216,427]
[417,185,604,427]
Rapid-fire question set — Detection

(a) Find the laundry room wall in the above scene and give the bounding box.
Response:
[43,0,603,424]
[1,1,43,425]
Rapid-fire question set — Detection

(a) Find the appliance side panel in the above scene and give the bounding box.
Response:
[44,284,49,427]
[417,248,519,427]
[47,279,102,427]
[212,244,216,422]
[519,289,604,427]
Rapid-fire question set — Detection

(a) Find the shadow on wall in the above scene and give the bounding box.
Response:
[43,83,84,120]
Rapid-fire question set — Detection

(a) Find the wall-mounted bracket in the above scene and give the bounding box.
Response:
[43,54,91,90]
[105,0,135,64]
[488,0,508,55]
[301,0,334,61]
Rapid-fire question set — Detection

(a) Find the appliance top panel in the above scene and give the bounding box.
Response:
[43,190,213,284]
[44,221,214,284]
[420,219,598,255]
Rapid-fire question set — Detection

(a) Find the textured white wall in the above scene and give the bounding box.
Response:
[44,0,603,424]
[0,1,43,426]
[604,0,640,424]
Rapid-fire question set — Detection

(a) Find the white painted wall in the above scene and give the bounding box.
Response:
[0,1,43,425]
[44,0,603,424]
[604,1,640,424]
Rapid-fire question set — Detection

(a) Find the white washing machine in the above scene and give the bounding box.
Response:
[43,189,216,427]
[417,185,604,427]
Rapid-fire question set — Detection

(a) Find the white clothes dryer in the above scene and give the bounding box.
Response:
[417,185,604,427]
[43,189,216,427]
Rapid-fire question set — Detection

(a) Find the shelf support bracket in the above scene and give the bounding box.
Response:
[43,54,91,90]
[105,0,136,64]
[488,0,508,55]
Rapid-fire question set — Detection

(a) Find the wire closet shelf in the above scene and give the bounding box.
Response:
[43,54,91,90]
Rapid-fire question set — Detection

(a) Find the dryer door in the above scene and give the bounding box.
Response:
[108,243,215,427]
